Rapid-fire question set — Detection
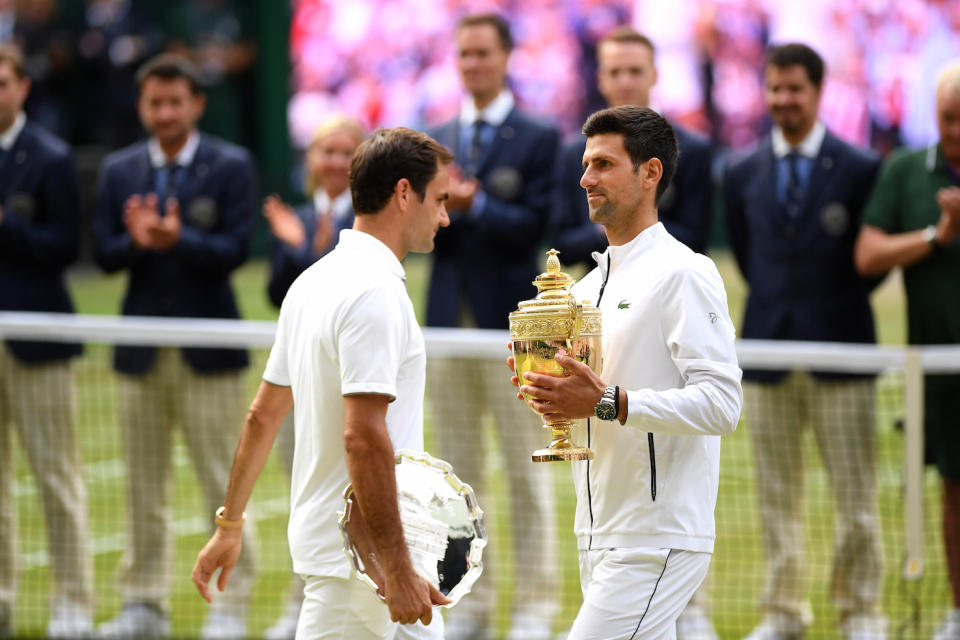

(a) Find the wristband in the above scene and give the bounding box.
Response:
[215,506,245,530]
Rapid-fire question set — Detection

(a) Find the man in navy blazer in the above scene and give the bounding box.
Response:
[93,53,256,640]
[0,43,93,639]
[552,27,713,267]
[724,44,885,640]
[426,14,559,640]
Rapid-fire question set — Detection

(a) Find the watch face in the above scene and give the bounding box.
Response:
[595,400,617,421]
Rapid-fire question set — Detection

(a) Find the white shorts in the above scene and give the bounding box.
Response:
[568,547,711,640]
[296,574,444,640]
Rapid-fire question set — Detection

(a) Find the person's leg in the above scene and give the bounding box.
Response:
[809,378,884,628]
[944,477,960,609]
[484,359,558,635]
[265,411,305,640]
[177,356,257,622]
[744,375,812,629]
[568,548,710,640]
[296,574,397,640]
[0,350,15,631]
[115,350,176,611]
[7,357,93,623]
[427,358,491,635]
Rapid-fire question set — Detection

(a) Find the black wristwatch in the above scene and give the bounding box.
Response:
[594,385,618,421]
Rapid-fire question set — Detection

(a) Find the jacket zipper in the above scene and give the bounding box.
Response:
[648,433,657,501]
[587,253,612,550]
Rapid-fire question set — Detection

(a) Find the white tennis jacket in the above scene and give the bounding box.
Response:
[569,222,743,554]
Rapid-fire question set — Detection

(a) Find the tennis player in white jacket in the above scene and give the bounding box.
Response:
[514,105,743,640]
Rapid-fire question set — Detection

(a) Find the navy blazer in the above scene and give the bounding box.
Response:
[0,120,82,363]
[551,123,713,267]
[267,202,354,308]
[93,134,256,374]
[724,131,881,382]
[427,108,560,329]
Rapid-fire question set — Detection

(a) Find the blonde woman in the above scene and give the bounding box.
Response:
[262,115,365,640]
[265,115,366,306]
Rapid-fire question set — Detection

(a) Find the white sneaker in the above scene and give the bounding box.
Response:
[201,612,247,640]
[677,604,719,640]
[934,609,960,640]
[842,613,887,640]
[505,613,552,640]
[743,612,805,640]
[264,600,301,640]
[47,600,93,639]
[95,603,170,639]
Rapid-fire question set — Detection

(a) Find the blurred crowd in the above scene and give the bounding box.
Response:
[290,0,960,155]
[4,0,256,150]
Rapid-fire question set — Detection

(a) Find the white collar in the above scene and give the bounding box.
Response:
[314,189,353,221]
[771,121,825,159]
[459,89,514,127]
[337,228,405,281]
[592,222,665,274]
[148,130,200,168]
[0,112,26,151]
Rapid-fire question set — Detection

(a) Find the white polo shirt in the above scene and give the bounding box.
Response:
[263,229,427,577]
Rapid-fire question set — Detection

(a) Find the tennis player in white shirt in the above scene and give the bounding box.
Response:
[192,127,454,639]
[512,105,743,640]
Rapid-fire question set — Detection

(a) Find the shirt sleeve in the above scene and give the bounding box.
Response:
[262,305,291,387]
[624,260,743,436]
[337,284,405,400]
[861,150,906,233]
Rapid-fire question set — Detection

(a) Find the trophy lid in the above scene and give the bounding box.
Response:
[532,249,574,294]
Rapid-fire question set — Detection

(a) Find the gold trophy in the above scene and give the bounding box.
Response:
[509,249,602,462]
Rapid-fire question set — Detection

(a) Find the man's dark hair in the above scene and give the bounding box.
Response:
[765,43,825,88]
[0,44,26,78]
[457,13,513,52]
[599,26,655,58]
[582,105,678,203]
[350,128,454,215]
[136,53,204,95]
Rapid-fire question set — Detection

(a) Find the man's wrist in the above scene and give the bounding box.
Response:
[215,506,245,530]
[923,224,939,250]
[617,387,627,424]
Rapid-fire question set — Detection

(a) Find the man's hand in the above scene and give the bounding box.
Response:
[519,351,606,421]
[383,564,451,625]
[446,167,478,212]
[124,194,161,249]
[191,528,243,604]
[148,198,182,251]
[506,342,523,401]
[263,195,306,248]
[936,187,960,245]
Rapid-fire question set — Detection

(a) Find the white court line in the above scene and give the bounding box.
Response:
[16,449,291,570]
[21,496,291,570]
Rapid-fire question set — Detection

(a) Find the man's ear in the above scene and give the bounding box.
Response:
[394,178,412,212]
[641,157,663,193]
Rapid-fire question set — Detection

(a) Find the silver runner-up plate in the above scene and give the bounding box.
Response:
[337,449,487,608]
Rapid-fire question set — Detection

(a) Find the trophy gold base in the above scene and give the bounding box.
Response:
[532,447,593,462]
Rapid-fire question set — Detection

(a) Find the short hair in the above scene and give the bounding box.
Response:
[0,44,26,78]
[349,128,454,215]
[765,43,825,88]
[582,105,678,203]
[136,53,204,95]
[457,13,513,52]
[304,114,368,195]
[936,60,960,98]
[599,26,656,58]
